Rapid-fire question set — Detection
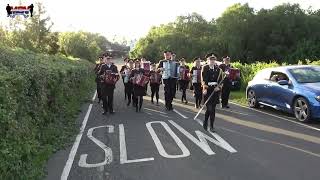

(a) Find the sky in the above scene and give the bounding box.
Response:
[1,0,320,42]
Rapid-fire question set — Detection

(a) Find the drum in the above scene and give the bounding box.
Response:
[133,74,150,87]
[228,68,240,81]
[123,69,131,83]
[105,70,118,85]
[150,72,161,84]
[179,67,190,80]
[192,69,201,83]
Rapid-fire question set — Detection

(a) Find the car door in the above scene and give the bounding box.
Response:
[251,69,272,103]
[267,71,294,110]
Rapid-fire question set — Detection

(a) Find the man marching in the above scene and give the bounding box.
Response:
[149,63,162,105]
[122,59,134,106]
[130,60,148,112]
[94,56,104,103]
[120,58,129,100]
[219,56,232,108]
[98,53,119,115]
[201,53,224,132]
[158,50,177,111]
[178,58,190,104]
[190,57,203,108]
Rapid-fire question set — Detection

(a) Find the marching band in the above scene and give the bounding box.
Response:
[94,51,234,132]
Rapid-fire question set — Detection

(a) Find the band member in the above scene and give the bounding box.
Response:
[219,56,232,108]
[6,4,12,17]
[158,50,177,111]
[190,57,203,108]
[202,53,224,132]
[123,59,134,106]
[141,57,150,95]
[149,63,161,105]
[178,58,190,104]
[171,52,178,98]
[120,58,129,100]
[98,53,119,115]
[94,56,104,103]
[130,60,147,112]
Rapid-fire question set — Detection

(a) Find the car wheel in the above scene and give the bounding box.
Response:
[293,97,311,122]
[247,89,258,108]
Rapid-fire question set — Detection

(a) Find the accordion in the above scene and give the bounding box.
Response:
[192,69,201,83]
[227,68,240,81]
[142,62,151,75]
[150,72,162,84]
[179,67,190,80]
[123,69,132,83]
[133,74,150,87]
[162,61,178,79]
[104,70,119,85]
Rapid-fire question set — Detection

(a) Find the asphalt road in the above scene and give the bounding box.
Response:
[46,60,320,180]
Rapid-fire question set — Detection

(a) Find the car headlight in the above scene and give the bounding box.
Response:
[316,96,320,102]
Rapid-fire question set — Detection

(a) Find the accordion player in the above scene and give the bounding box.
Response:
[133,73,150,87]
[162,60,179,79]
[104,70,119,85]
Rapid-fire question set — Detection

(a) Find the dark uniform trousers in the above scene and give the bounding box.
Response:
[150,83,160,103]
[102,84,115,112]
[193,83,202,107]
[163,78,177,109]
[203,87,220,130]
[125,82,133,105]
[221,78,232,107]
[179,80,189,102]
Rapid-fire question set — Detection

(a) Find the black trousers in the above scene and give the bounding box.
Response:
[96,81,102,101]
[203,88,219,130]
[163,78,177,109]
[221,81,232,107]
[150,83,160,102]
[133,96,143,111]
[102,84,115,112]
[193,83,202,107]
[179,80,189,102]
[122,78,127,99]
[125,83,133,105]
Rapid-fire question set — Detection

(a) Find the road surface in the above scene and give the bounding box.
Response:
[46,60,320,180]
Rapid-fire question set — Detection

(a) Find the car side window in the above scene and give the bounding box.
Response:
[269,71,289,82]
[254,69,271,81]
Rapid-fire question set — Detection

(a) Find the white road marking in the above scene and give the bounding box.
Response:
[229,102,320,132]
[78,125,113,168]
[144,107,168,115]
[158,99,188,119]
[92,91,97,101]
[119,124,154,164]
[218,108,250,116]
[173,109,188,119]
[220,126,320,158]
[61,92,96,180]
[159,114,171,118]
[145,112,153,116]
[169,120,237,154]
[146,121,190,158]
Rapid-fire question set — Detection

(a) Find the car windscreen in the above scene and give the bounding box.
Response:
[289,66,320,83]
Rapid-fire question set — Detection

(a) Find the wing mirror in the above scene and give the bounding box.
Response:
[278,80,289,85]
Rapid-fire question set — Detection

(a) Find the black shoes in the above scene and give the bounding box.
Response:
[222,105,230,108]
[102,111,107,115]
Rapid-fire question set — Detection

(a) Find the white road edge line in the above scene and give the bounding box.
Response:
[158,99,188,119]
[229,101,320,132]
[61,91,96,180]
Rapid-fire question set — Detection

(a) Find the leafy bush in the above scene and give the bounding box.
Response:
[0,45,95,179]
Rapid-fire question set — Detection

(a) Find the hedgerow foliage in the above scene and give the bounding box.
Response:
[0,45,95,179]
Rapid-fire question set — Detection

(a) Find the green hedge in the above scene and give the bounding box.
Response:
[0,46,95,179]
